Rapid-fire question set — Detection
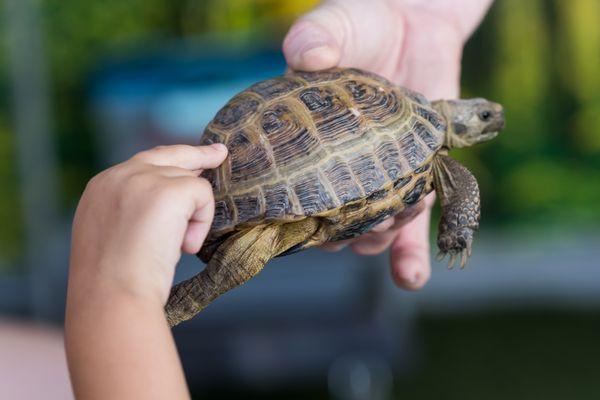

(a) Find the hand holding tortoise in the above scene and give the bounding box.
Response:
[283,0,495,289]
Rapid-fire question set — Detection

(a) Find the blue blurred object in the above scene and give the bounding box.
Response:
[90,46,287,162]
[89,43,412,397]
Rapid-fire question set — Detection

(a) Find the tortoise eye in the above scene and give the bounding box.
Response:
[479,110,492,121]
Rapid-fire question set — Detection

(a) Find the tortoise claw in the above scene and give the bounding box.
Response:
[447,253,457,269]
[459,249,468,269]
[436,248,471,269]
[436,251,445,262]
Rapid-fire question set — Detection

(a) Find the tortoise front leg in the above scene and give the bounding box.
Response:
[432,154,480,268]
[165,217,320,327]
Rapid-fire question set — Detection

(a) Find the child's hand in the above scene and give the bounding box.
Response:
[69,144,228,306]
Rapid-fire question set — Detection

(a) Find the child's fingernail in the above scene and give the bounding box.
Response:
[210,143,227,152]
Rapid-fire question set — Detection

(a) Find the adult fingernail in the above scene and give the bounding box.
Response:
[302,45,337,68]
[321,242,349,252]
[393,264,421,289]
[371,217,395,232]
[284,23,338,69]
[403,272,421,289]
[409,272,420,285]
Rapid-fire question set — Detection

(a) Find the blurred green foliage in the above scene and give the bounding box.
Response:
[0,0,599,264]
[461,0,600,228]
[0,116,23,261]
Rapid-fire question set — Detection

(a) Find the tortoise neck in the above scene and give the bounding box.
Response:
[432,100,470,150]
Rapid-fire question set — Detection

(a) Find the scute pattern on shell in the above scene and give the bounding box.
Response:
[200,68,445,235]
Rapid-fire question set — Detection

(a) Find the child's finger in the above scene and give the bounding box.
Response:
[149,165,201,178]
[171,177,215,254]
[182,221,208,255]
[132,143,227,170]
[389,209,432,291]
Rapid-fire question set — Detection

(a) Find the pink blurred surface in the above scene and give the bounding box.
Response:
[0,320,73,399]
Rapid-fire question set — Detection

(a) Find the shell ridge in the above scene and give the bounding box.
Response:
[284,96,332,155]
[317,168,342,208]
[253,115,281,179]
[408,116,437,161]
[285,179,303,215]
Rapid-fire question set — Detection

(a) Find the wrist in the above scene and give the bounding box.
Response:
[67,258,168,316]
[65,276,188,400]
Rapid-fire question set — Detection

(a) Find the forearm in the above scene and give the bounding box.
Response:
[65,276,189,400]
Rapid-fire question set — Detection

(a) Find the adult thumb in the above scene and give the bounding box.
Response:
[282,0,402,73]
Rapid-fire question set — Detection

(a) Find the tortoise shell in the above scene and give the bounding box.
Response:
[199,67,446,243]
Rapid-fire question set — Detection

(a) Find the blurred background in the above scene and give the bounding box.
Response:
[1,0,599,399]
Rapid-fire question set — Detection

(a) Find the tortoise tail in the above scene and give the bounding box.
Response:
[165,268,222,327]
[165,219,322,327]
[165,226,270,327]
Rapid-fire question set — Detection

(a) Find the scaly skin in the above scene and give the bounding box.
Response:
[432,154,480,268]
[166,218,320,327]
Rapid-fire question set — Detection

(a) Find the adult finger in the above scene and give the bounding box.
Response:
[369,217,396,233]
[389,206,432,291]
[349,201,426,255]
[132,144,228,171]
[282,0,403,75]
[320,239,351,252]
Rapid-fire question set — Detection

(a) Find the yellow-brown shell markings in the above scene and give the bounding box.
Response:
[199,68,445,235]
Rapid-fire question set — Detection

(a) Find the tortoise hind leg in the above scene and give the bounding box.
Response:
[165,218,320,327]
[432,154,481,269]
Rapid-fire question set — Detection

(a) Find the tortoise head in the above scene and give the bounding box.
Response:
[433,98,505,149]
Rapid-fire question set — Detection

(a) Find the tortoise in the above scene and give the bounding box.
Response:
[166,67,504,326]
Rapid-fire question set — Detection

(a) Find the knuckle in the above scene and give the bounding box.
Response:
[85,164,128,192]
[194,177,213,194]
[85,171,105,190]
[145,180,179,209]
[123,168,151,189]
[131,149,153,162]
[115,171,153,202]
[166,175,211,197]
[177,176,213,197]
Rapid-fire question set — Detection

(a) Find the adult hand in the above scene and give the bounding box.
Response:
[283,0,493,289]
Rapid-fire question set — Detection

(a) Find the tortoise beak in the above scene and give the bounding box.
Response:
[477,130,499,143]
[483,103,505,134]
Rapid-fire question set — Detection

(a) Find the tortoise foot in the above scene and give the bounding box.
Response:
[436,227,474,269]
